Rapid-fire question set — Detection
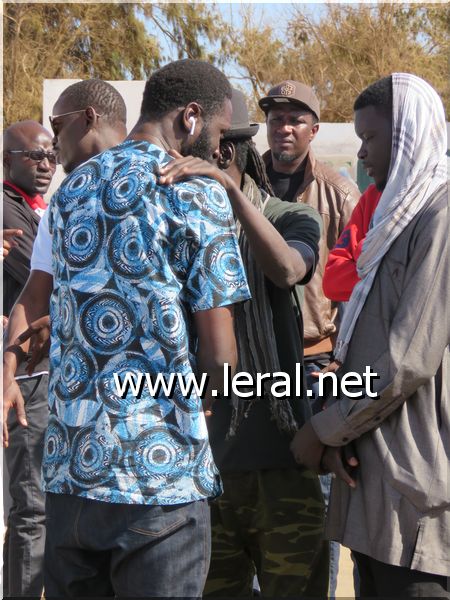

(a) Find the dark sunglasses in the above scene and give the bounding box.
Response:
[6,149,58,164]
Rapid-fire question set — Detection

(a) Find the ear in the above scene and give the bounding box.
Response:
[309,122,319,142]
[85,106,99,130]
[182,102,203,135]
[218,141,235,170]
[3,152,11,169]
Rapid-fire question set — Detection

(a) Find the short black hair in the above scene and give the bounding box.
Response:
[59,79,127,126]
[354,76,393,117]
[141,59,232,121]
[233,138,274,196]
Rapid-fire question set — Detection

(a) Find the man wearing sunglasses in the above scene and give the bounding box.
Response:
[49,81,126,174]
[2,81,127,598]
[2,119,56,597]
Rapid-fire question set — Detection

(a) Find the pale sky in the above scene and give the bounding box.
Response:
[146,2,327,92]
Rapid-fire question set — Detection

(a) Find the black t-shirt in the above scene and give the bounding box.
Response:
[207,197,322,472]
[267,162,306,203]
[3,184,41,315]
[3,183,49,374]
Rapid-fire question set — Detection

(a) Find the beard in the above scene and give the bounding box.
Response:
[181,125,215,162]
[272,151,300,163]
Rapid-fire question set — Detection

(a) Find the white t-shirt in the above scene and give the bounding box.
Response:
[30,208,53,275]
[14,208,52,379]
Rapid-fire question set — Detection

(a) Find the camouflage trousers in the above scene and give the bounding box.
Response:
[204,468,329,597]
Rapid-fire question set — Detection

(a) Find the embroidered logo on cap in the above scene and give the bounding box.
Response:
[280,82,295,96]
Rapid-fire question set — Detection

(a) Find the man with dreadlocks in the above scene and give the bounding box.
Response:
[2,79,127,598]
[159,89,326,597]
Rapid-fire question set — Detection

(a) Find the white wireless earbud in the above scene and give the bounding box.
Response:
[188,116,196,136]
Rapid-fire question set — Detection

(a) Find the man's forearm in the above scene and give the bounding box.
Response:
[196,346,237,410]
[226,185,310,288]
[4,303,45,373]
[3,271,53,375]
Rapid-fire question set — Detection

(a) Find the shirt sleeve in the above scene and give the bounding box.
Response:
[183,181,251,312]
[263,197,322,285]
[30,207,53,275]
[323,186,381,302]
[311,187,449,446]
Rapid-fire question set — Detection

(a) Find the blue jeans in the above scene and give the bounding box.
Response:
[304,359,331,415]
[44,493,211,597]
[319,474,340,600]
[305,358,340,600]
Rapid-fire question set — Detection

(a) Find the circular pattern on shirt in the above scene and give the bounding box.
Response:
[62,211,105,269]
[55,343,96,401]
[107,219,161,280]
[44,416,70,476]
[69,425,117,488]
[158,187,181,219]
[169,227,196,279]
[171,188,199,216]
[203,233,243,288]
[79,292,135,354]
[56,287,76,342]
[131,426,193,490]
[102,168,148,217]
[200,185,232,226]
[56,162,102,213]
[149,298,185,351]
[169,355,201,413]
[193,442,218,496]
[98,352,155,416]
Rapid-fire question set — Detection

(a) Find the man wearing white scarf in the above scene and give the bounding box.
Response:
[291,73,449,597]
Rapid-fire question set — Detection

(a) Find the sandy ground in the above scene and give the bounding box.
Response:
[335,545,356,599]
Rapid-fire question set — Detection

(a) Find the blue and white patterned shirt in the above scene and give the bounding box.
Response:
[44,140,250,505]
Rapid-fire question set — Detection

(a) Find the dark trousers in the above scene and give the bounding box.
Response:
[3,374,48,597]
[353,551,450,598]
[44,492,211,598]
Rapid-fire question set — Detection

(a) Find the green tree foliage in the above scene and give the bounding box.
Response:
[145,3,228,65]
[4,3,448,126]
[228,3,449,122]
[3,2,227,126]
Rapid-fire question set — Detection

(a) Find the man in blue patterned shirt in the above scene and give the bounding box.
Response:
[3,60,250,597]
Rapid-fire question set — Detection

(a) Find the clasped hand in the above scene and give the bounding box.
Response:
[290,421,358,488]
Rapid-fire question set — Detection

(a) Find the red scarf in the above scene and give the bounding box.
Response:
[3,180,47,214]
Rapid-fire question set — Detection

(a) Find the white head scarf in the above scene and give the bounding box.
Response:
[335,73,447,363]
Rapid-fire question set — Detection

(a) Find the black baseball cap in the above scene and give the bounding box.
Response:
[223,89,259,140]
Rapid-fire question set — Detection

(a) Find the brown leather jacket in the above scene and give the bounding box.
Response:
[264,150,360,354]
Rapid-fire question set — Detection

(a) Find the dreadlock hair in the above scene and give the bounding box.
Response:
[354,75,393,119]
[233,138,275,197]
[58,79,127,126]
[141,59,232,121]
